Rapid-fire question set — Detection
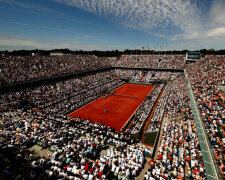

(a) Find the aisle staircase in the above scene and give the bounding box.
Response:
[184,70,221,180]
[140,71,147,82]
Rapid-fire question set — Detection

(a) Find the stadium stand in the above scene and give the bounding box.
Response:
[0,55,110,83]
[145,75,207,179]
[125,84,163,135]
[114,69,181,83]
[186,55,225,178]
[0,54,224,179]
[114,55,185,69]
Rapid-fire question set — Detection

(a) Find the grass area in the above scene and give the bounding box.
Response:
[131,133,139,140]
[144,132,158,146]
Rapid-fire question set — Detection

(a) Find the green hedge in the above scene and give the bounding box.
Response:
[144,132,158,146]
[131,133,139,140]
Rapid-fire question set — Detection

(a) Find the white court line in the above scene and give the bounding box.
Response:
[96,97,111,108]
[115,101,130,113]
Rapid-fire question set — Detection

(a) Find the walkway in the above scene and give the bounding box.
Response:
[153,116,169,160]
[140,71,147,82]
[137,157,151,179]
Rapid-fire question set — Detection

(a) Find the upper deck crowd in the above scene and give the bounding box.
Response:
[0,55,184,84]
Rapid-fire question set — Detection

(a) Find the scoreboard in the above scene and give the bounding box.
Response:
[185,51,201,63]
[187,51,200,59]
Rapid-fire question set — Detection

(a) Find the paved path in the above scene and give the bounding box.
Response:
[137,157,151,179]
[29,145,53,159]
[153,116,169,160]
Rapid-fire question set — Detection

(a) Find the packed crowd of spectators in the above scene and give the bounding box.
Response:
[0,55,111,83]
[0,108,153,179]
[0,54,185,85]
[146,119,206,179]
[115,55,185,69]
[0,67,157,179]
[114,55,157,68]
[0,70,123,115]
[1,53,224,179]
[99,145,147,179]
[114,69,181,83]
[145,75,207,179]
[142,71,180,82]
[125,84,164,135]
[186,55,225,178]
[114,69,143,82]
[145,84,171,133]
[165,76,192,119]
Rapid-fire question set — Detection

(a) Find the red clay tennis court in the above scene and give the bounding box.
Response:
[68,84,154,131]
